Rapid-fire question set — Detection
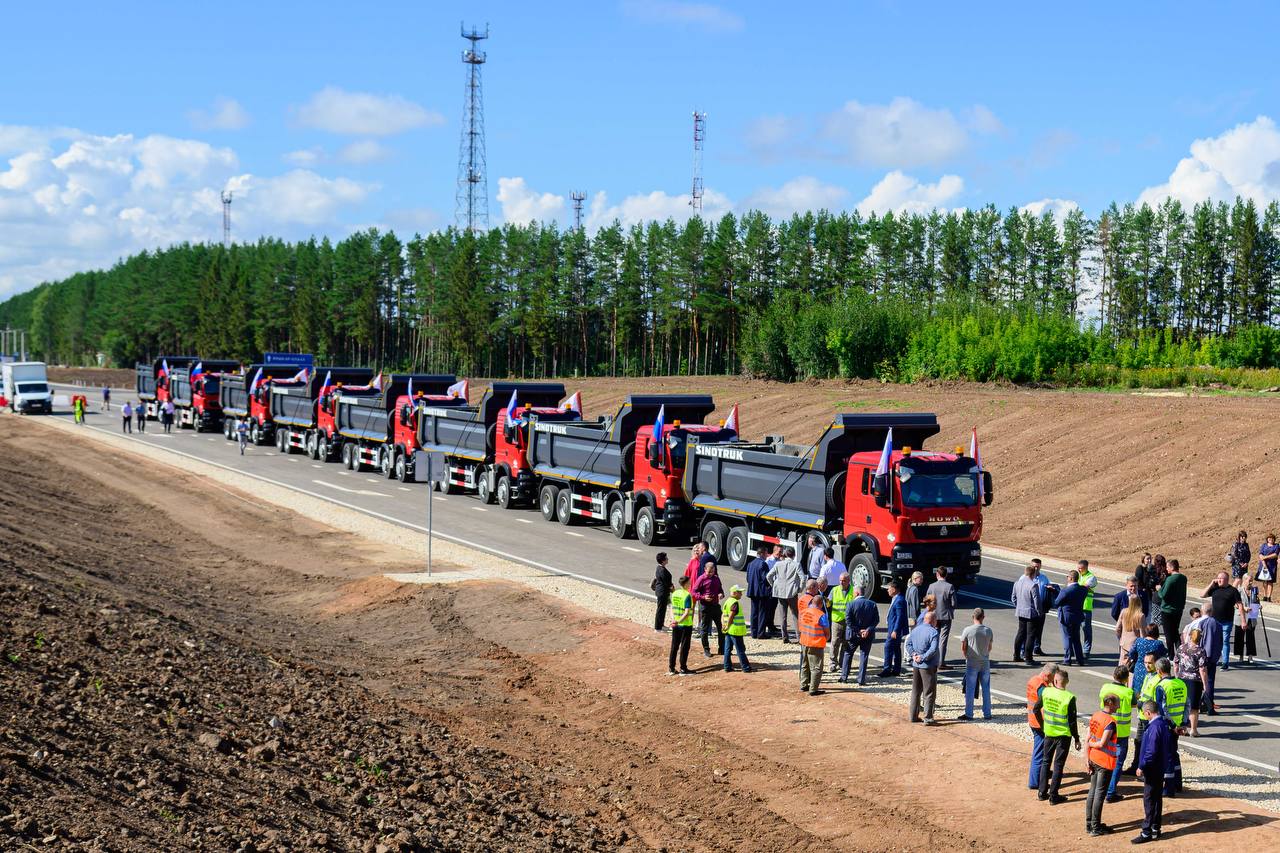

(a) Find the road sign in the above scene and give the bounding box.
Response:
[413,450,447,575]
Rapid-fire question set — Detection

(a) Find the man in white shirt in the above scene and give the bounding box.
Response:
[820,547,846,589]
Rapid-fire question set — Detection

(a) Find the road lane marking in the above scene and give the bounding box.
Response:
[517,518,533,524]
[622,546,642,553]
[399,487,413,492]
[310,479,389,498]
[312,464,322,468]
[471,506,487,512]
[564,531,584,537]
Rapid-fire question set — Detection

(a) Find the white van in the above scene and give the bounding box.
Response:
[1,362,53,414]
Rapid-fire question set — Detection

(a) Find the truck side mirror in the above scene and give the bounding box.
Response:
[982,471,994,506]
[871,473,889,508]
[647,440,661,467]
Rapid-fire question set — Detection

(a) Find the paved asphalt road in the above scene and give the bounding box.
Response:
[39,385,1280,776]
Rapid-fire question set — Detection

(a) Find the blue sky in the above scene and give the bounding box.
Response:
[2,0,1279,297]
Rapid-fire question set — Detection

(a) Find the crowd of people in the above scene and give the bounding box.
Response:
[654,532,1274,842]
[112,398,173,434]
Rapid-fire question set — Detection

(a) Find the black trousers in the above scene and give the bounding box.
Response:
[654,589,670,631]
[1160,612,1181,652]
[1141,779,1163,835]
[1032,615,1046,651]
[1038,735,1070,797]
[668,625,692,671]
[1014,616,1037,660]
[1085,764,1109,829]
[749,595,772,638]
[1235,621,1257,657]
[700,603,723,654]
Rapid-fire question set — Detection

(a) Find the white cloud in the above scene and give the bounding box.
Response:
[293,86,444,136]
[497,177,565,225]
[187,96,250,131]
[1020,198,1080,223]
[336,139,391,165]
[0,126,375,299]
[856,171,964,215]
[1138,115,1280,208]
[283,147,324,167]
[620,1,744,32]
[749,97,997,169]
[741,176,848,218]
[586,187,732,230]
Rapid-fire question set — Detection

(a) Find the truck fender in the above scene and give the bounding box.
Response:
[844,534,881,566]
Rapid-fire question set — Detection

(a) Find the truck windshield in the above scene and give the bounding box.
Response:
[202,378,220,395]
[17,382,49,394]
[666,433,687,468]
[899,470,978,508]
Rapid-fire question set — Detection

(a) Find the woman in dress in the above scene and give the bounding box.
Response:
[1128,623,1166,699]
[1175,627,1210,736]
[1116,595,1145,665]
[1229,530,1252,591]
[1258,533,1278,602]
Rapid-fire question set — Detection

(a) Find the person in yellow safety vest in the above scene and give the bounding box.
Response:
[1033,668,1081,804]
[797,580,830,696]
[1085,693,1120,836]
[828,572,854,675]
[1153,658,1186,797]
[1026,663,1060,790]
[667,576,695,676]
[1128,650,1161,774]
[1078,559,1098,661]
[1099,665,1135,803]
[721,585,753,673]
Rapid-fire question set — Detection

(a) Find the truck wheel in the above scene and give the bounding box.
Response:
[485,424,497,454]
[317,437,329,462]
[636,506,659,546]
[825,470,847,514]
[476,468,495,504]
[539,485,559,522]
[496,476,513,509]
[396,453,410,483]
[223,419,232,440]
[555,490,577,525]
[439,471,460,494]
[620,442,635,478]
[250,422,260,445]
[341,443,352,469]
[849,553,880,600]
[702,520,730,564]
[608,499,631,539]
[306,433,317,459]
[278,430,288,453]
[382,447,395,478]
[726,526,751,571]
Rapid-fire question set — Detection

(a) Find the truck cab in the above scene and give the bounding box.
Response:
[494,404,585,507]
[633,420,735,540]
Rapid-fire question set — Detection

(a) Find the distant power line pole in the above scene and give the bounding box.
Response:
[456,23,490,233]
[570,191,586,231]
[221,191,233,247]
[689,111,706,213]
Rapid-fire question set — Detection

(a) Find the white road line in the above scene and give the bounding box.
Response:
[399,487,413,492]
[337,471,350,476]
[310,479,389,498]
[622,546,643,553]
[471,506,488,513]
[287,458,298,462]
[312,464,322,469]
[564,531,584,538]
[517,518,533,524]
[206,437,216,441]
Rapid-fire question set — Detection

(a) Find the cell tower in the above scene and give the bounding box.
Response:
[221,190,233,247]
[689,111,706,213]
[570,191,586,231]
[456,23,490,233]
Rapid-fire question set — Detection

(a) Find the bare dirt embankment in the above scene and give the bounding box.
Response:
[54,366,1280,586]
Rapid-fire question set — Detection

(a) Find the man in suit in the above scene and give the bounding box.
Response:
[1133,701,1173,844]
[879,579,908,677]
[744,545,773,639]
[926,567,958,669]
[842,585,880,685]
[1056,569,1088,666]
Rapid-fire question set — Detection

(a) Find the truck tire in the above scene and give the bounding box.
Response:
[477,468,495,504]
[496,475,513,509]
[342,443,354,469]
[395,453,410,483]
[608,499,631,539]
[726,526,751,571]
[555,490,577,525]
[636,505,659,546]
[702,520,730,564]
[382,447,395,478]
[250,422,261,445]
[485,424,497,454]
[620,441,635,478]
[318,437,330,462]
[825,470,847,515]
[849,553,880,600]
[539,485,560,522]
[276,430,287,453]
[306,432,318,459]
[223,419,233,440]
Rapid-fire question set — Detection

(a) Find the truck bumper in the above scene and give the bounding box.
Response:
[889,542,983,584]
[15,399,51,414]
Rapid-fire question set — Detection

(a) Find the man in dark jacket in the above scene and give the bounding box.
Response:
[1133,701,1173,844]
[652,552,673,632]
[1110,575,1150,622]
[879,580,908,677]
[842,586,880,685]
[1158,561,1188,652]
[926,567,958,669]
[745,545,773,639]
[1056,570,1088,665]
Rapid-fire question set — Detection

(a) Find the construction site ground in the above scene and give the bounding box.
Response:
[56,367,1280,588]
[4,409,1278,850]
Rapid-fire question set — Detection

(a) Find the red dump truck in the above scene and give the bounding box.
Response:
[525,395,735,544]
[219,363,312,443]
[169,361,239,431]
[680,413,992,595]
[415,382,569,502]
[331,374,467,479]
[268,367,374,456]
